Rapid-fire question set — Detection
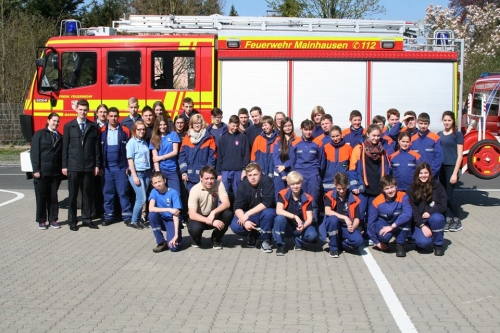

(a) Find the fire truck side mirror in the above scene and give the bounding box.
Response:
[36,58,45,67]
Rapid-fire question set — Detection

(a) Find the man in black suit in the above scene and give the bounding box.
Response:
[62,99,101,231]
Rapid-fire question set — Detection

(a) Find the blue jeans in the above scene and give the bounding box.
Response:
[230,208,276,241]
[128,170,150,223]
[273,215,317,248]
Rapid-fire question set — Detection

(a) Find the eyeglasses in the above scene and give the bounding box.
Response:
[136,128,146,131]
[193,122,202,125]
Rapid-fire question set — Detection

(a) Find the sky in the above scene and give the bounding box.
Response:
[224,0,450,21]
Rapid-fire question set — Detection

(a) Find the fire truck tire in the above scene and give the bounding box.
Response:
[467,139,500,180]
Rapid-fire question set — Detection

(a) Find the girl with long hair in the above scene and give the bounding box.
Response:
[438,110,464,232]
[272,117,297,196]
[406,162,447,256]
[150,115,182,195]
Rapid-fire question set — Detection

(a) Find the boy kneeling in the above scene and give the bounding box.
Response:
[273,171,318,256]
[148,171,182,253]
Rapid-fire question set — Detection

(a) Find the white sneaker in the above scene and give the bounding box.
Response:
[261,240,273,253]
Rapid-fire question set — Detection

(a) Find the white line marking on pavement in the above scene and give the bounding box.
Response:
[360,246,418,333]
[0,190,25,207]
[463,296,493,304]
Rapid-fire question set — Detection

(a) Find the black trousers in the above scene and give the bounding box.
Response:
[187,209,234,242]
[34,175,61,223]
[67,171,94,226]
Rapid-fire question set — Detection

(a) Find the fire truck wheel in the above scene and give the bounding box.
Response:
[467,139,500,180]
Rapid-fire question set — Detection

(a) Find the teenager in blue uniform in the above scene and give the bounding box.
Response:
[320,173,363,258]
[100,107,132,225]
[411,113,443,179]
[272,117,297,197]
[273,171,317,256]
[438,111,464,232]
[251,116,278,179]
[179,114,217,191]
[342,110,365,147]
[230,162,276,253]
[245,106,263,148]
[348,124,390,244]
[313,114,333,147]
[368,175,412,257]
[288,119,325,220]
[150,115,181,194]
[206,107,227,146]
[31,112,63,230]
[406,162,446,256]
[120,97,142,132]
[389,131,422,191]
[322,126,352,192]
[148,171,183,253]
[216,115,250,194]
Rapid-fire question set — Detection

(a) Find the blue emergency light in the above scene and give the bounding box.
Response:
[480,72,500,77]
[60,19,80,36]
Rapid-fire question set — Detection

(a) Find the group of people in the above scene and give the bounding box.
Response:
[30,97,464,258]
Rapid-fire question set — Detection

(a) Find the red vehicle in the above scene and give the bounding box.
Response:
[20,15,464,173]
[461,72,500,179]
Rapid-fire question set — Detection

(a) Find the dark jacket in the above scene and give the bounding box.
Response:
[100,124,130,169]
[62,119,101,172]
[406,181,447,227]
[30,128,62,177]
[234,175,275,211]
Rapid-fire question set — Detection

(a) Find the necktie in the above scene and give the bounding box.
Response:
[52,131,58,142]
[80,122,85,135]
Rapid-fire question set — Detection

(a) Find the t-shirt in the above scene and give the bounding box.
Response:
[150,132,181,171]
[438,130,464,166]
[126,137,150,171]
[149,187,182,220]
[188,180,228,216]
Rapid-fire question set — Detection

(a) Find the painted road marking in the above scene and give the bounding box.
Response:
[0,190,25,207]
[360,246,418,333]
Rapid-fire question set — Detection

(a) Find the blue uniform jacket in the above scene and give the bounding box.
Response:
[178,131,216,182]
[100,125,130,169]
[389,148,422,191]
[272,134,297,179]
[287,136,325,174]
[207,122,228,146]
[411,130,443,177]
[322,139,352,190]
[251,130,278,179]
[368,191,412,243]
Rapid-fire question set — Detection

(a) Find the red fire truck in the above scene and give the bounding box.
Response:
[20,15,464,173]
[461,72,500,179]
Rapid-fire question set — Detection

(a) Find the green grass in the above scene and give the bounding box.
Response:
[0,146,29,164]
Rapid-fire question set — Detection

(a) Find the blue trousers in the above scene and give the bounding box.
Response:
[320,215,363,251]
[370,218,411,245]
[222,170,242,195]
[128,170,150,223]
[273,176,287,200]
[273,215,317,247]
[103,167,132,221]
[149,212,182,252]
[230,208,276,241]
[298,171,321,221]
[160,169,181,196]
[412,213,445,249]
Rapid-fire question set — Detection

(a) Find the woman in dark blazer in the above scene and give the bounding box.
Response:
[30,112,63,230]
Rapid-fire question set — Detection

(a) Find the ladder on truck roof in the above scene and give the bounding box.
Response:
[112,14,425,37]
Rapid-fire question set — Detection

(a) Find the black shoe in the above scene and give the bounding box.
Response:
[137,221,148,229]
[396,243,406,257]
[434,245,445,256]
[129,222,143,230]
[84,222,99,229]
[329,250,339,258]
[69,225,79,231]
[276,245,286,256]
[246,231,258,247]
[124,219,131,227]
[153,241,169,253]
[102,220,114,227]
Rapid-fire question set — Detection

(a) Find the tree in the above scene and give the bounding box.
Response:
[79,0,130,28]
[23,0,84,20]
[129,0,225,16]
[266,0,385,19]
[229,4,238,16]
[426,3,500,98]
[268,0,306,17]
[449,0,500,20]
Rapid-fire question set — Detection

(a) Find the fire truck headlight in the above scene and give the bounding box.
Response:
[381,40,395,49]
